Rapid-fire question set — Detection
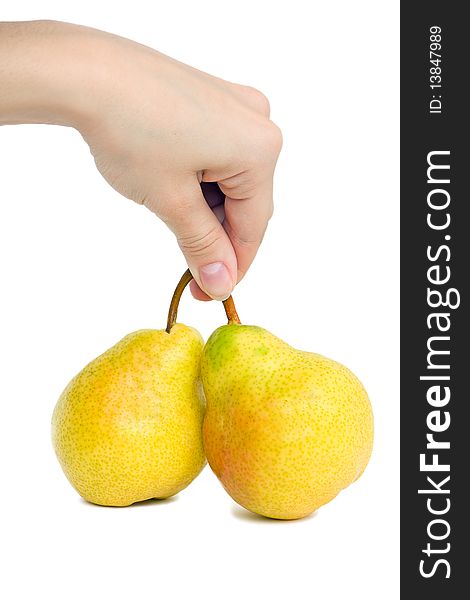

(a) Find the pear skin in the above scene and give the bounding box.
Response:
[201,324,373,520]
[52,324,206,506]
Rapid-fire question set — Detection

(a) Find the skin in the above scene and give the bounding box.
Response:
[202,325,374,520]
[52,324,206,506]
[0,20,282,300]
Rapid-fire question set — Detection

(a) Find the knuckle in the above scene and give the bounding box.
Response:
[247,121,283,169]
[218,173,257,200]
[177,225,221,258]
[243,86,271,116]
[156,193,197,227]
[263,121,283,155]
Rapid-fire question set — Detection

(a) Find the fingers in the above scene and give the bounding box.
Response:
[189,279,212,301]
[159,180,237,300]
[221,177,274,282]
[205,120,282,286]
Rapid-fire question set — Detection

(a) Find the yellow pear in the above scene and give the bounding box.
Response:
[201,297,373,520]
[52,271,205,506]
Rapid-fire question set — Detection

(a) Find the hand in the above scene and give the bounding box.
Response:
[0,21,282,300]
[81,27,282,300]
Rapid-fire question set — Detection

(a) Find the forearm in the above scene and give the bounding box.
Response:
[0,20,98,128]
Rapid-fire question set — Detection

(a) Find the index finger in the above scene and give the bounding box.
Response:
[221,178,274,283]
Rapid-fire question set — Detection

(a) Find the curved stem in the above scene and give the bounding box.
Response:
[223,296,241,324]
[166,268,242,332]
[166,269,193,333]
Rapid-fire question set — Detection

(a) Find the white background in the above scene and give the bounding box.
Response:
[0,2,399,598]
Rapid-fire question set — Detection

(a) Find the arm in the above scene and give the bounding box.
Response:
[0,20,282,300]
[0,21,95,127]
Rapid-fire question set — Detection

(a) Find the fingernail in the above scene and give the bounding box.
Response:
[199,262,232,300]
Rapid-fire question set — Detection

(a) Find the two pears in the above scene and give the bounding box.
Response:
[52,271,373,519]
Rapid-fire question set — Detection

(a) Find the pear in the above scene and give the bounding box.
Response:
[52,271,205,506]
[201,297,373,520]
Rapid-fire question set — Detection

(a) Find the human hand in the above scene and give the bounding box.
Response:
[0,20,282,300]
[75,25,282,300]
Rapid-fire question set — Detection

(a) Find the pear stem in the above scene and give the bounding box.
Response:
[223,296,241,325]
[166,268,242,332]
[166,269,194,333]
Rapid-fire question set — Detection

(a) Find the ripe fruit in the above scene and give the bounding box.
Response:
[52,270,205,506]
[201,296,373,520]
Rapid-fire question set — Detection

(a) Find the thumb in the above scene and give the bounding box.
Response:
[161,180,237,300]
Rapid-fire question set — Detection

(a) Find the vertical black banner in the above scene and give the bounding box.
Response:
[401,2,468,597]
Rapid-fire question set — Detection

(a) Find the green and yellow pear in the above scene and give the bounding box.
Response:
[201,297,373,520]
[52,271,205,506]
